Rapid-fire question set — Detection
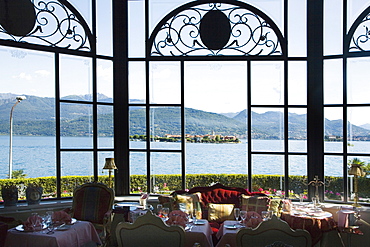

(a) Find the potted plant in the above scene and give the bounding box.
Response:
[1,183,18,206]
[26,182,43,205]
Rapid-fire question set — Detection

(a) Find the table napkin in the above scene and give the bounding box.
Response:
[22,214,43,231]
[52,210,72,225]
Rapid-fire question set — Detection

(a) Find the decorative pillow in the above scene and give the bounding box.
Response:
[241,195,270,215]
[268,198,282,216]
[208,203,235,222]
[174,193,201,216]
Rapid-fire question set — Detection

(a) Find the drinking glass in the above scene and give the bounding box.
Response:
[157,204,163,217]
[162,207,169,219]
[299,193,304,203]
[234,208,240,221]
[312,196,318,209]
[261,211,269,221]
[240,210,247,225]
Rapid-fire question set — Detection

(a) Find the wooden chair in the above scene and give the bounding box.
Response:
[70,182,114,246]
[115,210,185,247]
[236,215,312,247]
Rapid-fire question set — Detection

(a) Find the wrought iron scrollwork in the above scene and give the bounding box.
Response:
[350,12,370,52]
[0,0,91,51]
[150,3,282,56]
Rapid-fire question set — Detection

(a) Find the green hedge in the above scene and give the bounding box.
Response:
[1,174,369,202]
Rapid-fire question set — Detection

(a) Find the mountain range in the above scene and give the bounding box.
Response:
[0,93,370,139]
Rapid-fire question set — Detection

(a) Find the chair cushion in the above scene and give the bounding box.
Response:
[268,199,282,216]
[208,203,235,222]
[173,193,201,216]
[73,185,113,224]
[241,195,270,215]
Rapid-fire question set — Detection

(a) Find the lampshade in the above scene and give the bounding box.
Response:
[348,164,366,177]
[103,158,117,170]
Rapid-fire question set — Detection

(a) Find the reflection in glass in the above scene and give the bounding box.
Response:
[60,103,93,148]
[251,108,284,152]
[60,54,92,101]
[98,105,113,148]
[348,107,370,154]
[324,107,343,153]
[150,107,181,150]
[324,59,343,104]
[150,62,180,104]
[129,106,146,149]
[251,61,284,105]
[347,57,370,104]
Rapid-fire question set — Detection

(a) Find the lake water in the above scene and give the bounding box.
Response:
[0,136,369,179]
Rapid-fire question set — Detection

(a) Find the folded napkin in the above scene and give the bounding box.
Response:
[166,210,188,228]
[22,214,43,231]
[243,211,262,228]
[52,210,72,225]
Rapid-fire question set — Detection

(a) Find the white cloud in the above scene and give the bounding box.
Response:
[12,72,32,80]
[35,70,51,77]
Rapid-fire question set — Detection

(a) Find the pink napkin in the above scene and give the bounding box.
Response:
[23,214,43,231]
[52,210,72,225]
[166,210,188,228]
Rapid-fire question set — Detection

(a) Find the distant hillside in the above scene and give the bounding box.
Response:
[1,94,370,139]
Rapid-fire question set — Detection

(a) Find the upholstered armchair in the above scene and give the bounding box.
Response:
[69,182,115,246]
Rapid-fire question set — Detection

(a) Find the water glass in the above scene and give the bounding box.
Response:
[261,211,271,221]
[162,207,169,219]
[157,204,163,216]
[234,208,240,221]
[299,193,304,203]
[312,196,318,208]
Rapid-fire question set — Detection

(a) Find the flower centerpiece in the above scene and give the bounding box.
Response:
[1,183,18,206]
[26,182,43,205]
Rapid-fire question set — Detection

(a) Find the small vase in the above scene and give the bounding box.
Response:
[26,186,43,205]
[1,187,18,207]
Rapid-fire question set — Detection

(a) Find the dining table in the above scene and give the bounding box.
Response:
[4,220,101,247]
[184,219,214,247]
[215,220,245,247]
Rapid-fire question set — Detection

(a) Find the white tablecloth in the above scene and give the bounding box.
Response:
[185,220,214,247]
[5,220,101,247]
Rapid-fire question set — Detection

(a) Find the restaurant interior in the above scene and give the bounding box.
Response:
[1,0,370,246]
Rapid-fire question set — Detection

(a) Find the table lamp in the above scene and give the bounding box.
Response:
[103,158,117,188]
[348,163,366,207]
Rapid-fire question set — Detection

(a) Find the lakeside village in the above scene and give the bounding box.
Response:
[130,131,241,143]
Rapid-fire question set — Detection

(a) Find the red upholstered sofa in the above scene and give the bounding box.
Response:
[158,183,268,243]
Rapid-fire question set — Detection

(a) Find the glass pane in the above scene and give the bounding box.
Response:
[288,108,307,152]
[252,154,284,193]
[348,107,370,154]
[0,47,55,180]
[347,57,370,104]
[347,0,370,31]
[251,108,284,152]
[324,59,343,105]
[129,0,145,58]
[60,103,93,148]
[61,152,93,178]
[129,106,146,149]
[151,152,181,193]
[324,107,343,153]
[69,0,92,30]
[150,107,181,150]
[325,156,344,201]
[185,61,247,114]
[97,0,113,56]
[251,61,284,105]
[324,0,343,55]
[98,105,113,148]
[97,59,113,103]
[130,152,147,192]
[98,151,115,183]
[186,140,248,175]
[347,156,370,204]
[289,155,307,198]
[289,61,306,105]
[288,0,307,57]
[60,55,92,101]
[149,62,181,104]
[129,62,146,103]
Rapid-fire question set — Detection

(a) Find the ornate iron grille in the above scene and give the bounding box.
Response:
[349,12,370,52]
[150,2,283,56]
[0,0,92,51]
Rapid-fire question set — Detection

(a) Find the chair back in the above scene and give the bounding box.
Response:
[116,210,185,247]
[236,215,311,247]
[72,182,114,224]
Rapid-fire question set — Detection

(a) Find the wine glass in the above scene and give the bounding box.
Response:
[157,204,163,217]
[240,210,247,225]
[261,211,269,221]
[234,208,240,222]
[162,207,169,219]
